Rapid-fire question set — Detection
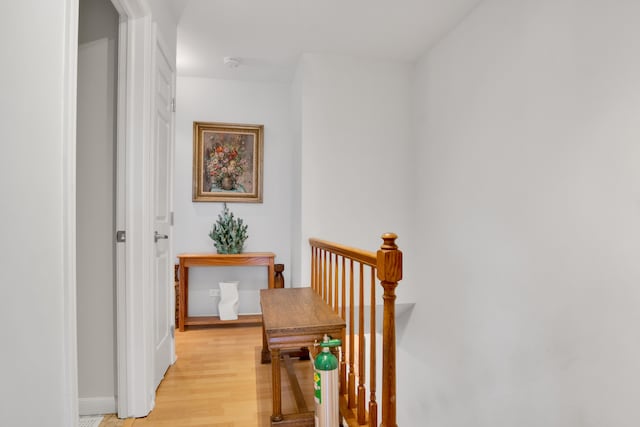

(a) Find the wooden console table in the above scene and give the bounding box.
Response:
[177,252,275,331]
[261,288,346,426]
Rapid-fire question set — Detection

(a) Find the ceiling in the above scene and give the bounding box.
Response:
[172,0,483,82]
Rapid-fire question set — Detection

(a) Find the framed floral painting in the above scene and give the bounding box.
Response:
[192,122,264,203]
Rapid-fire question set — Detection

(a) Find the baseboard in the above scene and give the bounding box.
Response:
[79,396,116,415]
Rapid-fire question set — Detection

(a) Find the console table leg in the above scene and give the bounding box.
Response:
[178,263,187,332]
[270,348,283,422]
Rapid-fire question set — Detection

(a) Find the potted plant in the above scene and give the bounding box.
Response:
[209,203,248,254]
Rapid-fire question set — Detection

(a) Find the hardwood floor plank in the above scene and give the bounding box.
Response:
[100,325,314,427]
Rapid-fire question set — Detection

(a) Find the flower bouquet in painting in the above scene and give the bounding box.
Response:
[206,133,250,192]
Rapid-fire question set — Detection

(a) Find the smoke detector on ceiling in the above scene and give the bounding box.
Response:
[223,57,241,68]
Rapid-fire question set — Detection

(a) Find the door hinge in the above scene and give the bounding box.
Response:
[170,211,174,226]
[171,325,175,338]
[170,98,176,113]
[116,230,126,243]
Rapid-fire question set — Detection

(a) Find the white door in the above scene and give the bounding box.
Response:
[152,40,175,389]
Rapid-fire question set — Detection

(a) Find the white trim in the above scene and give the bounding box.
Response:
[124,11,155,419]
[62,0,79,426]
[111,0,157,418]
[139,19,155,414]
[79,397,117,416]
[114,14,129,420]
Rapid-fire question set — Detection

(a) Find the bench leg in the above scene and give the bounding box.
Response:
[261,322,271,364]
[271,348,283,422]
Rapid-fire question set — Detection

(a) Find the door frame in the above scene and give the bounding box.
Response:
[111,0,157,417]
[62,0,80,425]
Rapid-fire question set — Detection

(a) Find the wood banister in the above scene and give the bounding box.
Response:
[348,258,356,410]
[377,233,401,427]
[357,262,366,424]
[309,233,402,427]
[369,267,378,427]
[309,237,377,267]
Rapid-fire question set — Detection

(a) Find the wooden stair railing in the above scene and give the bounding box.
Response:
[310,233,402,427]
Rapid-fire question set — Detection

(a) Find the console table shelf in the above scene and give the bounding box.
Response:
[177,252,276,331]
[184,314,263,327]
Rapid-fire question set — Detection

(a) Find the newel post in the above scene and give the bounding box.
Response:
[377,233,402,427]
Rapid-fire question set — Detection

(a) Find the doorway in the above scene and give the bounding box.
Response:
[76,0,119,416]
[73,0,176,419]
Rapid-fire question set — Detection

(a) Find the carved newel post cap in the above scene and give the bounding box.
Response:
[377,233,402,283]
[274,263,285,273]
[380,233,398,250]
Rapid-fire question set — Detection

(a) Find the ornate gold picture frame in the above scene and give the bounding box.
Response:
[192,122,264,203]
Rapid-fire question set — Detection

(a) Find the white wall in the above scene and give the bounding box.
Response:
[174,77,295,315]
[297,53,414,285]
[402,0,640,425]
[289,61,303,288]
[0,0,179,423]
[0,1,75,426]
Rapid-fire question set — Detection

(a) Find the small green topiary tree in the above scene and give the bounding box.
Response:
[209,203,248,254]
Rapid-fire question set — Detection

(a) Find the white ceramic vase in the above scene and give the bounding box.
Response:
[218,281,239,320]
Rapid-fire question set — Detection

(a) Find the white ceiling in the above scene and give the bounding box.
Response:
[174,0,483,82]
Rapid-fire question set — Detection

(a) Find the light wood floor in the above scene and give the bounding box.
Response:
[99,325,313,427]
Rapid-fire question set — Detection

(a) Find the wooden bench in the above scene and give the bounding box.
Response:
[261,287,346,426]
